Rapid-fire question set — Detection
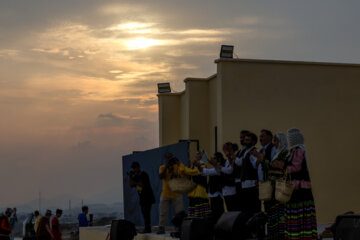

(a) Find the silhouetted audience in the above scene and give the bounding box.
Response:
[36,210,54,240]
[9,208,17,240]
[0,208,13,240]
[51,209,63,240]
[78,206,92,227]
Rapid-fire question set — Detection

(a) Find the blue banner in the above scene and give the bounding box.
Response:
[122,142,190,226]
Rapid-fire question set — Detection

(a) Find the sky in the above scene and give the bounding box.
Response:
[1,0,360,208]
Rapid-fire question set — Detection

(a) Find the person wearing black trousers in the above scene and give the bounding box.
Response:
[200,152,225,223]
[129,162,155,233]
[235,133,263,216]
[208,143,238,212]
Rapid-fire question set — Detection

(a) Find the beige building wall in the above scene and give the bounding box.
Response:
[158,93,182,145]
[185,78,210,152]
[79,227,109,240]
[158,58,360,223]
[208,75,219,152]
[180,91,188,139]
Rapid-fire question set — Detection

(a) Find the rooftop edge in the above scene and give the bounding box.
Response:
[214,58,360,67]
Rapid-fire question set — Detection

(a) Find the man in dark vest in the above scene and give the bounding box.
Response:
[130,162,155,233]
[0,208,12,240]
[235,132,263,216]
[237,130,250,158]
[234,130,250,210]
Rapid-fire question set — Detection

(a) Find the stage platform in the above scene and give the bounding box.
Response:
[80,226,174,240]
[79,224,331,240]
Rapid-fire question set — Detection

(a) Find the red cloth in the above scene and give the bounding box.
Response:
[51,217,62,240]
[1,218,11,231]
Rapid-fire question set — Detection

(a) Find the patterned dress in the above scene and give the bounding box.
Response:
[266,149,288,240]
[284,147,317,240]
[181,165,211,217]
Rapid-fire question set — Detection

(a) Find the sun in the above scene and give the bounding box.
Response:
[126,37,161,50]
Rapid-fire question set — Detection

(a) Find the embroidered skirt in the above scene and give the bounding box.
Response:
[284,189,318,240]
[267,202,285,240]
[188,197,211,217]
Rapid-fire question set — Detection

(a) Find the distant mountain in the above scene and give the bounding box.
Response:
[86,187,123,205]
[13,194,82,214]
[10,188,123,214]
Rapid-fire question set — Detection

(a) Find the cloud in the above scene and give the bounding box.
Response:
[96,112,154,129]
[140,98,158,106]
[39,89,86,99]
[2,0,360,207]
[98,113,125,121]
[72,140,91,151]
[98,113,115,119]
[112,97,157,106]
[97,3,146,16]
[0,49,19,57]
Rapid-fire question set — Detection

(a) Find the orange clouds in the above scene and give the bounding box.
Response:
[0,1,267,206]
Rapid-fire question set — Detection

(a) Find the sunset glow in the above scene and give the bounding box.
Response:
[1,0,359,208]
[108,22,152,31]
[125,37,161,50]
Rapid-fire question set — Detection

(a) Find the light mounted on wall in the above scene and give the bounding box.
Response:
[157,82,171,93]
[220,45,234,58]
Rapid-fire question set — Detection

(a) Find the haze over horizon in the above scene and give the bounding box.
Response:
[1,0,360,207]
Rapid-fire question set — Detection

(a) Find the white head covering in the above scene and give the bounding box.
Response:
[287,128,313,181]
[272,132,288,161]
[287,128,307,162]
[287,128,305,148]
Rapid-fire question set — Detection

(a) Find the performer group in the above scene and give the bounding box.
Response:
[129,128,318,240]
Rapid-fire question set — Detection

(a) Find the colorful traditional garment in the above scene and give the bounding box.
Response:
[284,128,317,240]
[284,198,317,239]
[267,202,285,240]
[188,197,211,217]
[183,163,211,217]
[265,132,288,240]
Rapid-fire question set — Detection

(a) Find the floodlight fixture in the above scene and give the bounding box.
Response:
[220,45,234,58]
[157,82,171,93]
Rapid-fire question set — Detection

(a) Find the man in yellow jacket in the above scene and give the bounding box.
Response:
[157,153,184,234]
